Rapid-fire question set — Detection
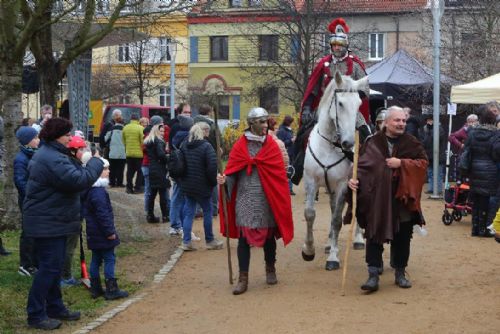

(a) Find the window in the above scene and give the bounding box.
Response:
[259,87,279,114]
[229,0,243,7]
[210,36,228,61]
[118,44,130,62]
[159,37,172,62]
[248,0,262,6]
[159,86,170,107]
[368,33,385,60]
[259,35,278,61]
[97,0,110,14]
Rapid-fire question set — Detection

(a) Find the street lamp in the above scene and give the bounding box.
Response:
[431,0,444,199]
[168,39,177,120]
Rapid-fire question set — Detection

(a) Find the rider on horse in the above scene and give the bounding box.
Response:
[292,18,371,185]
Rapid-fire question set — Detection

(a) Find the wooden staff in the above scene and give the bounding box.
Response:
[213,100,234,285]
[341,130,360,296]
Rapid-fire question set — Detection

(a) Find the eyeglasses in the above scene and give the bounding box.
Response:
[257,119,268,124]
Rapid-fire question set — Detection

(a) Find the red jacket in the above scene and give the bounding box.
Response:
[219,135,294,246]
[300,53,370,125]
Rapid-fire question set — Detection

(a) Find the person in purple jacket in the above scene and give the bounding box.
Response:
[83,158,128,300]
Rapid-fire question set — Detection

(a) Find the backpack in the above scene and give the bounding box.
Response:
[168,142,186,178]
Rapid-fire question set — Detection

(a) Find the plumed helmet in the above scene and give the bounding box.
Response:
[328,18,349,47]
[247,107,269,122]
[68,135,87,149]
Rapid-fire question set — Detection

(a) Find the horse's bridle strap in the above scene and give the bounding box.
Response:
[307,144,347,195]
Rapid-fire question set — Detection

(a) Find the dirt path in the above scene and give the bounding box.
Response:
[92,187,500,334]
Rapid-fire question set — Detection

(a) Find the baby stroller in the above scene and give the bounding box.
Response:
[442,181,473,225]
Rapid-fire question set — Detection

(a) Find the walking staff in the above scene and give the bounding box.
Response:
[213,100,234,285]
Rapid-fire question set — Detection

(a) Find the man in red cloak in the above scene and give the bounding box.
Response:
[217,107,294,295]
[292,18,372,185]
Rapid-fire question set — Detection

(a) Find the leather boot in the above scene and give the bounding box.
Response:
[232,272,248,295]
[395,268,412,288]
[361,266,379,292]
[265,263,278,285]
[90,277,105,299]
[478,211,494,237]
[0,237,11,256]
[146,214,160,224]
[104,278,129,300]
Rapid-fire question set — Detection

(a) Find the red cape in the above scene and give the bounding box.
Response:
[219,135,294,246]
[300,54,370,125]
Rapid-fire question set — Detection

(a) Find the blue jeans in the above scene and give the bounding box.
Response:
[169,182,184,229]
[182,196,214,244]
[90,248,116,279]
[143,166,170,214]
[427,165,444,193]
[211,185,219,214]
[142,166,150,213]
[27,237,67,325]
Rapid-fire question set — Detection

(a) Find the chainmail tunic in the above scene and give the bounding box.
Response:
[231,140,276,229]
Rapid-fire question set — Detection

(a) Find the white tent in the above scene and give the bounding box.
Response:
[450,73,500,104]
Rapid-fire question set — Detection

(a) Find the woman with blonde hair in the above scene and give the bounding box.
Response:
[179,122,223,251]
[144,124,169,223]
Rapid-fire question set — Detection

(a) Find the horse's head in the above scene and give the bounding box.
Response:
[319,72,369,150]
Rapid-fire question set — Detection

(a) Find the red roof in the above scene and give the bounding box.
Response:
[295,0,428,13]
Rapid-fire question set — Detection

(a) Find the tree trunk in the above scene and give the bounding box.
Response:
[0,62,23,230]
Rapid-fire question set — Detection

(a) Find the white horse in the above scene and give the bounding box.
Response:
[301,72,369,271]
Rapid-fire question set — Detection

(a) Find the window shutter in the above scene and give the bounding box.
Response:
[190,36,198,63]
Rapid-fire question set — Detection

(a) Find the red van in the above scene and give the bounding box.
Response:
[100,104,171,133]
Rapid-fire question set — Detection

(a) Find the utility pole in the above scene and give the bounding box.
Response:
[431,0,444,199]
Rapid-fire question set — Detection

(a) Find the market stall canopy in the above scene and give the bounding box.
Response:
[450,73,500,104]
[366,49,460,105]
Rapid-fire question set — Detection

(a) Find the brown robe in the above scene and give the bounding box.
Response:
[345,131,428,244]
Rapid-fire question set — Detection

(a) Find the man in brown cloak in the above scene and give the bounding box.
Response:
[346,106,428,292]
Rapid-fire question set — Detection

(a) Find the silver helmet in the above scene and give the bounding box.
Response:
[247,107,269,122]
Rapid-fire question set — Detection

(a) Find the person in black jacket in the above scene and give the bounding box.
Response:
[83,158,128,300]
[419,114,446,195]
[23,118,103,331]
[144,124,170,223]
[404,107,421,139]
[464,110,499,237]
[179,122,223,251]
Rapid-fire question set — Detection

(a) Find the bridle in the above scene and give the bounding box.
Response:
[307,88,358,194]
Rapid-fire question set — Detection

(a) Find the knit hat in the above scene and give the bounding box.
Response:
[178,115,194,129]
[16,126,38,146]
[150,115,163,126]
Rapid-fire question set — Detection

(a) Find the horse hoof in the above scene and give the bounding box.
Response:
[324,245,331,254]
[302,251,315,261]
[325,261,340,271]
[353,242,365,250]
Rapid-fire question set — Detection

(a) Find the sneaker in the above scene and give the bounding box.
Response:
[181,242,197,251]
[169,227,181,236]
[19,266,38,277]
[28,318,62,330]
[60,277,79,288]
[206,239,224,250]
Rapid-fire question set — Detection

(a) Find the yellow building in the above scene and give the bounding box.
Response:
[188,1,298,121]
[92,11,189,108]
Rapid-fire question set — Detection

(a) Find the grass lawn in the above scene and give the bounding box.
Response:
[0,229,140,334]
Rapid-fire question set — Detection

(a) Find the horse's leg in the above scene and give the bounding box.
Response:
[325,189,345,270]
[353,224,365,250]
[324,221,333,254]
[302,177,317,261]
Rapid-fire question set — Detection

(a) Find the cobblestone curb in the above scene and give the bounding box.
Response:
[72,247,184,334]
